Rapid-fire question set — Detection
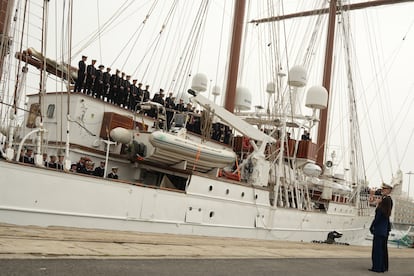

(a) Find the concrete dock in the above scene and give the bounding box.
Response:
[0,223,413,275]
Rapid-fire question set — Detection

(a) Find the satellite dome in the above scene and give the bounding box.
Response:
[303,163,322,177]
[235,87,252,111]
[191,73,208,92]
[212,85,221,96]
[288,65,307,87]
[266,82,276,94]
[305,85,328,109]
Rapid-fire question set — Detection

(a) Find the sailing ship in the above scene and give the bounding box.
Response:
[1,0,410,244]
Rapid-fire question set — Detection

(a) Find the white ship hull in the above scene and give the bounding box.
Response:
[0,160,370,244]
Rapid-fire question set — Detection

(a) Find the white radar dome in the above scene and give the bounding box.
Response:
[191,73,208,92]
[303,163,322,177]
[305,85,328,109]
[212,85,221,96]
[235,87,252,111]
[266,82,276,94]
[288,65,307,87]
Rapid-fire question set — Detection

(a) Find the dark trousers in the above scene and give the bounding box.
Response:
[74,75,85,92]
[371,235,388,272]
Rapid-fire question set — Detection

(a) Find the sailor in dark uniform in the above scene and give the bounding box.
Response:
[48,155,57,169]
[165,92,175,130]
[369,183,393,273]
[175,98,185,112]
[137,83,143,103]
[109,69,120,104]
[85,59,97,95]
[23,148,35,164]
[142,85,150,102]
[102,67,111,101]
[74,55,87,92]
[129,79,139,110]
[107,167,119,179]
[116,72,126,106]
[123,75,131,108]
[93,161,105,177]
[94,65,105,99]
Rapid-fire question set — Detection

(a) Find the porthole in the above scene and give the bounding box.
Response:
[189,207,192,211]
[255,194,258,199]
[209,185,213,191]
[209,211,214,218]
[226,189,229,195]
[241,192,245,197]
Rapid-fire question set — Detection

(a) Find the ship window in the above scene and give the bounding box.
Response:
[226,189,229,195]
[255,194,258,199]
[209,211,214,218]
[46,104,55,118]
[241,192,245,197]
[209,185,213,191]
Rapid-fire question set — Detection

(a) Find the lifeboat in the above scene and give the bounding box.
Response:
[146,131,237,172]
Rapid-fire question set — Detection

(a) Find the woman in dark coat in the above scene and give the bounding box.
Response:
[369,183,393,273]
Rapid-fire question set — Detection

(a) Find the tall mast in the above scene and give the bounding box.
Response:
[315,0,337,166]
[224,0,246,112]
[0,0,15,80]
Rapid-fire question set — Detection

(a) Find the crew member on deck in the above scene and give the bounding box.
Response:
[108,167,119,179]
[74,55,87,92]
[93,161,105,177]
[57,154,65,170]
[137,82,143,103]
[102,67,111,101]
[129,79,139,110]
[94,65,105,99]
[22,148,34,164]
[48,155,57,169]
[85,59,97,95]
[109,69,120,104]
[142,85,150,102]
[301,130,311,140]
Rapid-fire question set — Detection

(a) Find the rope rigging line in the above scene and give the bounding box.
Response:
[131,0,178,81]
[172,0,210,100]
[359,10,413,179]
[71,0,133,59]
[13,0,29,116]
[368,16,395,175]
[399,125,414,167]
[157,1,185,91]
[96,0,102,62]
[339,10,367,181]
[212,0,226,98]
[117,0,160,72]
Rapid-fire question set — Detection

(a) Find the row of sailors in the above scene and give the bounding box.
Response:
[17,149,119,179]
[74,55,188,111]
[19,149,65,170]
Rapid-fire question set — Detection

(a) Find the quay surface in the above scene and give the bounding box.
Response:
[0,223,412,275]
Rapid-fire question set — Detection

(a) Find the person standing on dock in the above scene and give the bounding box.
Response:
[369,183,393,273]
